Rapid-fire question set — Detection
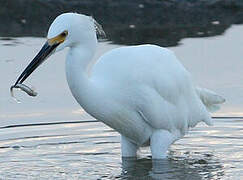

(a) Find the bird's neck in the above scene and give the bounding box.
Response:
[65,43,106,117]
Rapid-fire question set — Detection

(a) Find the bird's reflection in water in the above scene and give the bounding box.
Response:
[121,152,224,179]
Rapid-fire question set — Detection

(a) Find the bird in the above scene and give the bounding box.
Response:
[12,13,225,159]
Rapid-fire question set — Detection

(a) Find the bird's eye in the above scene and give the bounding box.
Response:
[60,31,68,37]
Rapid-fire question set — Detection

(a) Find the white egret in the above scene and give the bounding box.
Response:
[12,13,225,159]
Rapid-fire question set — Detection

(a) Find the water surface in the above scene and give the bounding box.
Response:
[0,118,243,179]
[1,25,243,179]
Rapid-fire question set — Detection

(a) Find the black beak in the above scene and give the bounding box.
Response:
[14,41,59,85]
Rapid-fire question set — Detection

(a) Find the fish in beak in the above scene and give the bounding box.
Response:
[10,31,68,99]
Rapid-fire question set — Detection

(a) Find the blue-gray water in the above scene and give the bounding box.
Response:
[0,118,243,179]
[1,25,243,179]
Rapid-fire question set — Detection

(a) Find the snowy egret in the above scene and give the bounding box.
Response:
[13,13,225,159]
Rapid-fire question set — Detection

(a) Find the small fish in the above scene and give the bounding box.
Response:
[10,83,37,103]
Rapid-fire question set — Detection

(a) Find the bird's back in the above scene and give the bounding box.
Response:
[91,44,211,139]
[93,45,187,90]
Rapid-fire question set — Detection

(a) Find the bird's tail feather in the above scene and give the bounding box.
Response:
[196,87,225,113]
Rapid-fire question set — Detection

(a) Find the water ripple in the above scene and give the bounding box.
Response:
[0,118,243,179]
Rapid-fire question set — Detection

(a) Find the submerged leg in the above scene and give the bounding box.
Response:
[150,130,175,159]
[121,135,138,158]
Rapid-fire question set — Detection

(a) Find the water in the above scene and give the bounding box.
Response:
[1,25,243,179]
[0,118,242,179]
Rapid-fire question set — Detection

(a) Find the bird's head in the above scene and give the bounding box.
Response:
[14,13,105,85]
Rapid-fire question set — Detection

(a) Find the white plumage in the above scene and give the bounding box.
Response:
[22,13,226,159]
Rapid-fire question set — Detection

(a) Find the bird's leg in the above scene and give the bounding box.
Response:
[121,135,138,158]
[150,130,175,159]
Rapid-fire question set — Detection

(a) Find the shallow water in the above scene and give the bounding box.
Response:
[0,118,243,179]
[1,25,243,179]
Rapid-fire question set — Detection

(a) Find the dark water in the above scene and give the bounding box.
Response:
[0,118,242,179]
[1,0,243,48]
